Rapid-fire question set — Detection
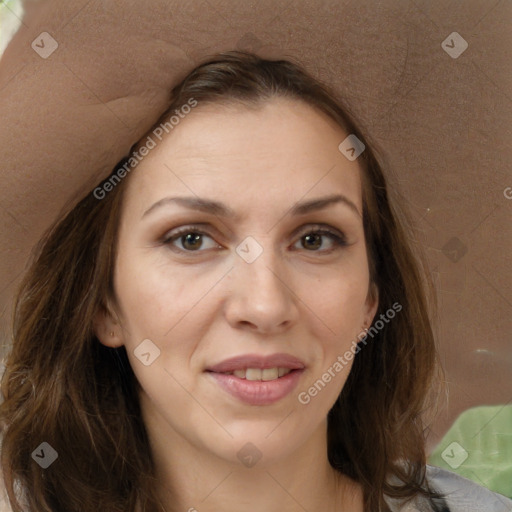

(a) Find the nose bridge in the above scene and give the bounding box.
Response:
[236,234,286,294]
[227,233,297,331]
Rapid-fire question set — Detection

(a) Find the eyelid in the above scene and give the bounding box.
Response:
[162,222,347,240]
[291,223,347,241]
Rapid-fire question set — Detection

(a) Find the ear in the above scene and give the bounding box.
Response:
[93,302,124,348]
[363,281,379,328]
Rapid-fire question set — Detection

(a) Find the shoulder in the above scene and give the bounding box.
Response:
[0,488,12,512]
[386,464,512,512]
[424,464,512,512]
[0,470,13,512]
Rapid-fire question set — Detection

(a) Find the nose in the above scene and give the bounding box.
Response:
[223,241,300,335]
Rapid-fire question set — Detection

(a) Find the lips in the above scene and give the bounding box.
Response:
[205,353,306,373]
[205,353,306,406]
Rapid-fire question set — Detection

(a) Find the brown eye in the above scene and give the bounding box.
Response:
[294,228,348,253]
[163,227,219,253]
[180,233,203,251]
[302,233,323,250]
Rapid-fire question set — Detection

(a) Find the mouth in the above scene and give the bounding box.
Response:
[214,367,294,381]
[205,353,306,406]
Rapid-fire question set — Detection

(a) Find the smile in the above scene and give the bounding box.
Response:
[219,367,292,380]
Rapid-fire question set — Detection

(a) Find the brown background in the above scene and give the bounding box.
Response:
[0,0,511,454]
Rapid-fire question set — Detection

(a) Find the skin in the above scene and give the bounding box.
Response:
[95,97,379,512]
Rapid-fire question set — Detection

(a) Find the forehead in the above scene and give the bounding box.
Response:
[123,97,364,215]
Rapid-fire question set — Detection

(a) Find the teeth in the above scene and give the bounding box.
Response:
[246,368,262,381]
[261,368,279,381]
[222,367,292,381]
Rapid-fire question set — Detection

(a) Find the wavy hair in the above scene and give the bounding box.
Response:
[0,51,444,511]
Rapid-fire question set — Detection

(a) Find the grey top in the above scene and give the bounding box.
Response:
[386,465,512,512]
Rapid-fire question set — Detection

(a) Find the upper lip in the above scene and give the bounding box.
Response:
[206,353,306,373]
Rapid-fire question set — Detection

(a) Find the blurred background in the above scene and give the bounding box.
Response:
[0,0,510,499]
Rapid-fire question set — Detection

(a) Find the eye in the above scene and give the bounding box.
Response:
[161,224,349,255]
[292,225,348,253]
[162,226,220,252]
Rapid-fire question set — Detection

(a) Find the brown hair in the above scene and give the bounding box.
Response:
[0,51,444,511]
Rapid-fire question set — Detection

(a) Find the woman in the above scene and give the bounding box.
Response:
[0,51,510,512]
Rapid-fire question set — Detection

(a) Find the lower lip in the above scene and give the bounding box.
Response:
[207,370,304,406]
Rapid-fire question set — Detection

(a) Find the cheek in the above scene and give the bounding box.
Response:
[113,248,199,342]
[297,259,370,338]
[114,258,206,395]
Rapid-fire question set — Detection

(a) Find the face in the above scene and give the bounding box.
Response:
[96,97,378,468]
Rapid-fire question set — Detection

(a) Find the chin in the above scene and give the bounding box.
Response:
[205,424,309,467]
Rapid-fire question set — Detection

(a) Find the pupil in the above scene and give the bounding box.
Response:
[183,233,202,250]
[304,234,321,250]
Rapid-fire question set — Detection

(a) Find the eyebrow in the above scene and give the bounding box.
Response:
[142,193,361,220]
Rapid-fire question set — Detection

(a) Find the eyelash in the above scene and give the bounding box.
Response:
[161,224,348,255]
